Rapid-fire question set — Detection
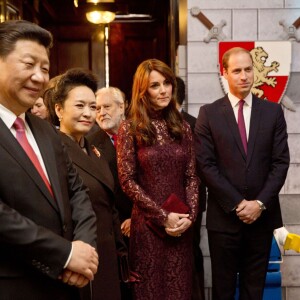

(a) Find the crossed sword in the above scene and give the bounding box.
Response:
[190,7,227,43]
[279,17,300,41]
[190,7,296,111]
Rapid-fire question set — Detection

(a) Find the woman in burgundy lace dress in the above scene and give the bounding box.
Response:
[117,59,199,300]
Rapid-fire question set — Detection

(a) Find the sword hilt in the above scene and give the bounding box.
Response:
[191,7,214,29]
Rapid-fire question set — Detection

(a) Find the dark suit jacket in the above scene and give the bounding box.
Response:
[182,110,196,131]
[87,128,133,222]
[181,110,206,213]
[195,95,290,233]
[60,133,126,300]
[0,113,96,299]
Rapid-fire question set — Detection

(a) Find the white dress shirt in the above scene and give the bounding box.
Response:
[227,92,252,140]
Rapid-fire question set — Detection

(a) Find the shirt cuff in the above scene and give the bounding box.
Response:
[64,243,73,268]
[256,200,266,210]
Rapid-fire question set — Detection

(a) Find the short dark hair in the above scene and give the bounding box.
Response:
[222,47,252,71]
[45,68,99,126]
[176,77,185,106]
[0,20,53,58]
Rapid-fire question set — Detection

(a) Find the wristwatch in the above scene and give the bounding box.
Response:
[256,200,266,211]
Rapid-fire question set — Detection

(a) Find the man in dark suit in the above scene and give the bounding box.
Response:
[87,87,133,299]
[195,47,289,300]
[0,20,98,299]
[176,77,206,300]
[88,87,133,236]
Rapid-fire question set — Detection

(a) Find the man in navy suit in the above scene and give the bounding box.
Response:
[195,47,289,300]
[0,20,98,299]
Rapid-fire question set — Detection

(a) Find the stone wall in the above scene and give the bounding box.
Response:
[177,0,300,299]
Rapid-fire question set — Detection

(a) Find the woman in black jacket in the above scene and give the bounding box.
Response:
[45,68,127,300]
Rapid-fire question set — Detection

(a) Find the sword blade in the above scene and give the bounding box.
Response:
[281,95,296,112]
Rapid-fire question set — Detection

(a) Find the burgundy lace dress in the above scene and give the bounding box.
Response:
[117,115,199,300]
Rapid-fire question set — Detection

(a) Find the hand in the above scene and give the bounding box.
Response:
[121,218,131,237]
[164,212,189,228]
[236,199,262,224]
[164,213,191,237]
[66,240,99,281]
[59,269,89,288]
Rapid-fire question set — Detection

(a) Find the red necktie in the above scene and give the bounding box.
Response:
[112,134,118,147]
[238,100,247,154]
[13,117,54,197]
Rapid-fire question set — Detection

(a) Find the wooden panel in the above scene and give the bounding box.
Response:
[56,41,90,74]
[108,20,168,101]
[46,25,105,85]
[91,29,106,88]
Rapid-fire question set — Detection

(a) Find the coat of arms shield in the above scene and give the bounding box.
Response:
[218,41,292,105]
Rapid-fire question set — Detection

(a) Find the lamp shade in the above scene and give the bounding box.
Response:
[86,0,115,3]
[83,1,116,24]
[86,10,115,24]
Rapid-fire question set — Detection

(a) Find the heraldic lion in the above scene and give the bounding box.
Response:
[250,46,280,98]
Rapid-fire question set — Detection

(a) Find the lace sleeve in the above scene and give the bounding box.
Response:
[116,121,168,225]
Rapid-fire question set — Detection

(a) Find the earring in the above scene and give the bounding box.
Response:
[58,116,62,122]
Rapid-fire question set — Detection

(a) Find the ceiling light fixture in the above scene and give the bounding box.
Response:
[86,9,115,24]
[77,0,117,24]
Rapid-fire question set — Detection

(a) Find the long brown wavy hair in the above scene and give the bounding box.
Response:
[128,59,183,146]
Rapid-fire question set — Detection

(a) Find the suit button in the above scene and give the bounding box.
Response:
[63,224,67,232]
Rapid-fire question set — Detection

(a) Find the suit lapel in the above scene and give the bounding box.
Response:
[61,134,115,193]
[87,144,115,192]
[94,129,116,162]
[221,96,247,160]
[0,116,59,212]
[88,129,120,183]
[246,96,261,166]
[26,115,62,212]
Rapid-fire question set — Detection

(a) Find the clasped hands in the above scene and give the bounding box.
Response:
[164,212,191,237]
[236,199,262,224]
[59,240,99,288]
